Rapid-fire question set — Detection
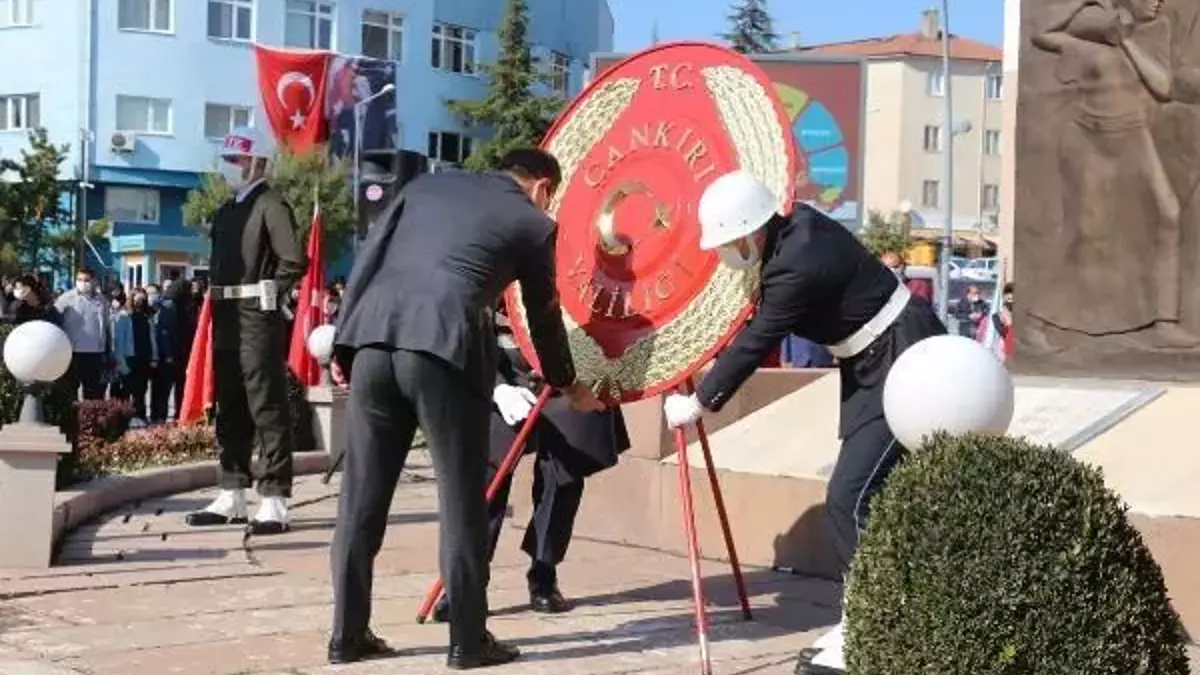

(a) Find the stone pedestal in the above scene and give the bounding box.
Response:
[307,385,348,455]
[0,422,71,568]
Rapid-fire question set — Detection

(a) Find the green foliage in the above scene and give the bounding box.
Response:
[79,424,215,477]
[845,433,1188,675]
[0,129,74,273]
[446,0,564,170]
[858,209,912,259]
[721,0,779,54]
[182,147,355,261]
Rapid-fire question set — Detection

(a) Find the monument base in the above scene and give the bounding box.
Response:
[0,423,71,568]
[306,386,348,456]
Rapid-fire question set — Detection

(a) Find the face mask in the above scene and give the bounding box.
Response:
[717,238,762,270]
[111,300,122,310]
[13,288,28,301]
[220,162,248,190]
[147,293,160,305]
[76,280,93,295]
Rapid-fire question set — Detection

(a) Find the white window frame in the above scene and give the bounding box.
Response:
[105,186,161,225]
[549,51,570,95]
[927,69,946,97]
[116,95,173,135]
[117,0,174,34]
[922,124,942,153]
[981,184,1000,211]
[431,22,477,75]
[0,0,35,27]
[427,131,473,165]
[206,0,254,42]
[984,129,1001,156]
[156,262,189,284]
[985,72,1003,100]
[203,103,253,139]
[284,0,335,50]
[0,94,39,132]
[921,179,939,208]
[362,9,403,61]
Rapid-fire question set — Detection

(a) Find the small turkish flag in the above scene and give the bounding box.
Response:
[255,45,331,153]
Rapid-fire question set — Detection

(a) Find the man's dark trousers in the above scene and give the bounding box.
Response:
[331,347,491,649]
[212,329,294,497]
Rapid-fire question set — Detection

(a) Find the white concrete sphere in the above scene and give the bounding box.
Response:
[4,320,72,383]
[306,324,337,362]
[883,334,1015,450]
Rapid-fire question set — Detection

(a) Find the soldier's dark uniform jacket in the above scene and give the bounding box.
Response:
[208,182,307,498]
[695,204,946,572]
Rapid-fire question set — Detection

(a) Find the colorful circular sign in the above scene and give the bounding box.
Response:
[505,42,797,404]
[774,83,851,213]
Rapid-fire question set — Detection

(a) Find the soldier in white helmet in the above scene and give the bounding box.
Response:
[185,127,308,536]
[662,171,946,674]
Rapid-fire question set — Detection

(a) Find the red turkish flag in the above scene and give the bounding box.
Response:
[254,45,331,153]
[287,204,326,386]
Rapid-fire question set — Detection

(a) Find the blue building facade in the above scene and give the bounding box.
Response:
[0,0,613,288]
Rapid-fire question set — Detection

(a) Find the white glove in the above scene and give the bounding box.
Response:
[493,384,538,426]
[663,393,704,429]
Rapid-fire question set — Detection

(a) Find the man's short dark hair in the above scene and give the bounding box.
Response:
[1003,282,1014,294]
[76,267,95,279]
[498,148,561,189]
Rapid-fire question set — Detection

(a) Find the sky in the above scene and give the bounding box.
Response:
[606,0,1005,54]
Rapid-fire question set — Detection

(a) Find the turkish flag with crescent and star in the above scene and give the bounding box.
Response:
[254,45,331,153]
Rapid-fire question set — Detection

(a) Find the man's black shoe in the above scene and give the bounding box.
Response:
[530,588,571,614]
[447,631,519,670]
[328,629,397,664]
[794,648,842,674]
[184,511,247,526]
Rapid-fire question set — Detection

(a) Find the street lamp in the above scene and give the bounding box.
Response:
[3,321,72,425]
[352,83,397,248]
[306,324,337,386]
[937,0,957,323]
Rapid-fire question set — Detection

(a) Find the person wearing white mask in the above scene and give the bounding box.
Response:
[54,268,111,400]
[185,127,307,536]
[660,170,946,674]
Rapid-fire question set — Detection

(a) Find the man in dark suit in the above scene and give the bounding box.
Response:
[660,171,946,675]
[327,148,605,670]
[430,307,630,622]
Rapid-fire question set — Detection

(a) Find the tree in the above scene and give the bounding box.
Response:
[721,0,780,54]
[43,218,111,278]
[182,147,355,262]
[859,209,913,259]
[447,0,564,170]
[0,129,73,272]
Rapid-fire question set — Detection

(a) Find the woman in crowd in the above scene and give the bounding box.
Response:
[10,275,59,325]
[112,288,158,422]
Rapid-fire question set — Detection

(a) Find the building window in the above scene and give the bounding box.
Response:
[431,23,476,74]
[921,180,939,208]
[105,187,161,224]
[0,94,39,131]
[984,129,1001,155]
[549,51,570,95]
[285,0,333,50]
[927,69,945,97]
[207,0,253,41]
[118,0,172,33]
[427,131,473,164]
[204,103,253,139]
[985,72,1003,100]
[981,184,1000,211]
[0,0,35,27]
[362,10,403,61]
[923,124,942,152]
[116,95,172,134]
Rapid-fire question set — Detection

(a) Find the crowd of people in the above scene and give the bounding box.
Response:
[0,267,348,425]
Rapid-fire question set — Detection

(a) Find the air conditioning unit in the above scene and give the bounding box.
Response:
[110,131,137,154]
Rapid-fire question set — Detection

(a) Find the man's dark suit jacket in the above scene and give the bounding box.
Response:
[334,171,576,395]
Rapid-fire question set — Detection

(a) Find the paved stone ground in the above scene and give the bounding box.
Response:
[0,452,843,675]
[1,452,1197,675]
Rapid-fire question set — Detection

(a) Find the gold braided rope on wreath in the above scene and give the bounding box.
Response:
[511,66,790,399]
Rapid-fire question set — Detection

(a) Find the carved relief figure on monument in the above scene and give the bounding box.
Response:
[1023,0,1198,352]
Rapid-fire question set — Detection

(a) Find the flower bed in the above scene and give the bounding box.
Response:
[77,423,217,477]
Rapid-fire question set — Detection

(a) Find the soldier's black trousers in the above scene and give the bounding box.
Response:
[332,347,491,650]
[486,450,585,592]
[213,345,294,498]
[825,414,904,577]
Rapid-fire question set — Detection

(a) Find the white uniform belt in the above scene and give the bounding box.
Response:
[212,284,262,300]
[826,284,912,360]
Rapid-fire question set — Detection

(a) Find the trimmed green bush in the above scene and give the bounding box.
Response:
[845,432,1188,675]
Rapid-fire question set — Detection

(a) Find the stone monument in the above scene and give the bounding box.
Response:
[1015,0,1200,378]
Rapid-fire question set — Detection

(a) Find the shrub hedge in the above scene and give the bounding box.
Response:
[845,432,1188,675]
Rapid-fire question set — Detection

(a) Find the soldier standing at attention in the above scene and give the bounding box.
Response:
[185,127,307,536]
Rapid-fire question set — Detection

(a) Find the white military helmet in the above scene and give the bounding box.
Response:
[697,170,781,251]
[219,126,274,162]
